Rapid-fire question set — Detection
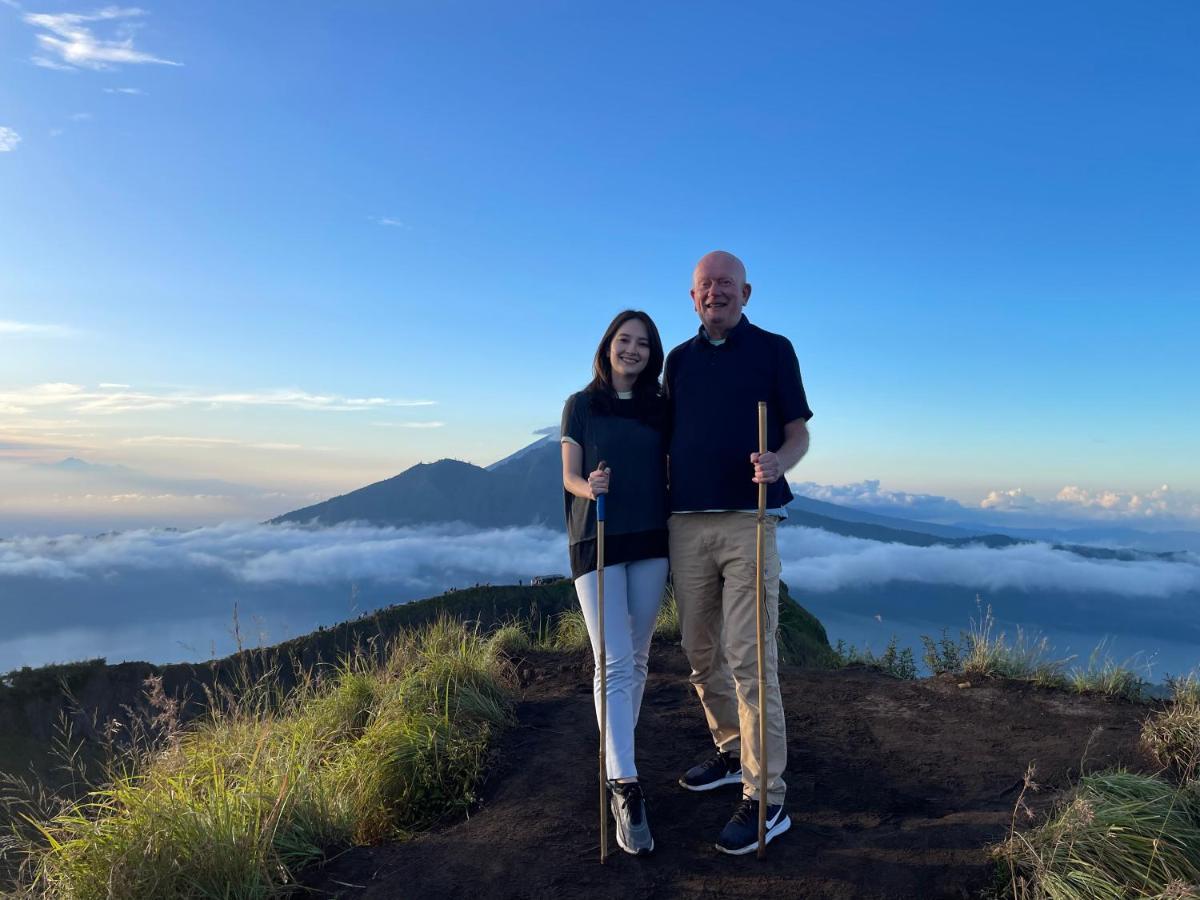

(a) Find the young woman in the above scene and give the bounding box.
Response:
[561,309,669,857]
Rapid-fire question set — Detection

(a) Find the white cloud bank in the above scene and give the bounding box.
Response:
[1,521,1196,599]
[0,127,21,151]
[776,527,1199,599]
[0,522,569,587]
[794,479,1200,528]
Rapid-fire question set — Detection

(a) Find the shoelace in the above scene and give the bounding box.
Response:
[728,798,758,826]
[613,784,645,826]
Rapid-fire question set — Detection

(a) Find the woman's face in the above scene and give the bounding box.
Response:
[608,317,651,383]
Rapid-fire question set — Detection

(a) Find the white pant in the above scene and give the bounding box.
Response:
[573,557,669,780]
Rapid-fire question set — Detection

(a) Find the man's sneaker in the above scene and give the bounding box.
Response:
[714,797,791,855]
[609,781,654,856]
[678,750,742,792]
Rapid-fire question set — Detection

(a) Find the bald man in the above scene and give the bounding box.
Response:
[664,250,813,855]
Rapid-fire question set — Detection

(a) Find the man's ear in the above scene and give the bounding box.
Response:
[743,282,752,303]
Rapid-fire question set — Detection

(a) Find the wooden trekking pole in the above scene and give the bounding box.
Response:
[755,402,769,859]
[596,461,608,864]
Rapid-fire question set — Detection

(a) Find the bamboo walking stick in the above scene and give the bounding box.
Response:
[755,402,769,859]
[596,462,608,864]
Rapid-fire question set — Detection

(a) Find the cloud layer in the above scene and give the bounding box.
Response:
[776,527,1200,598]
[794,479,1200,528]
[0,127,20,152]
[2,520,1196,598]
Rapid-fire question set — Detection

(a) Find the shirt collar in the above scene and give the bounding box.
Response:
[697,313,750,346]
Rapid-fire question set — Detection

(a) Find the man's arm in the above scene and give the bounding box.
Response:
[751,418,810,484]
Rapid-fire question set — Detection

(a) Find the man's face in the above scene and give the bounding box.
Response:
[690,254,750,339]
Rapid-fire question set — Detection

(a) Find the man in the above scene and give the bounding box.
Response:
[664,250,812,855]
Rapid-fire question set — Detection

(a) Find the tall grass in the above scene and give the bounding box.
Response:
[1069,642,1149,702]
[1142,674,1200,786]
[996,771,1200,899]
[959,604,1070,688]
[7,617,512,899]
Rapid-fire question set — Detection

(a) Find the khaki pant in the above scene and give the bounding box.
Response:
[669,512,787,804]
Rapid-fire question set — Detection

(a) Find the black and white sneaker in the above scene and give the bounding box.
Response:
[678,750,742,792]
[714,797,791,855]
[609,781,654,856]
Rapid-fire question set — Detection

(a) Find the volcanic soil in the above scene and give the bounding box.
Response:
[305,642,1152,900]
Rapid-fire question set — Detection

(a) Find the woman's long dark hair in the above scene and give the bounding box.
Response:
[584,309,666,426]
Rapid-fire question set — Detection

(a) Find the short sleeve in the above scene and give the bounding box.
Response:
[560,392,588,447]
[775,337,814,424]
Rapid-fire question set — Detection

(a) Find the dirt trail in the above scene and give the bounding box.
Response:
[306,644,1150,900]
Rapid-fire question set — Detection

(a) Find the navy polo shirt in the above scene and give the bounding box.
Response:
[664,314,813,513]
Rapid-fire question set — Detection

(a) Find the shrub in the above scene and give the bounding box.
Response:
[833,636,917,680]
[921,628,965,675]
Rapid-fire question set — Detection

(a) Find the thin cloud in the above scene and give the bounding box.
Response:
[0,127,21,151]
[370,216,410,228]
[372,421,445,429]
[69,111,93,121]
[0,383,436,415]
[121,435,305,451]
[0,320,76,337]
[23,6,181,71]
[102,86,143,94]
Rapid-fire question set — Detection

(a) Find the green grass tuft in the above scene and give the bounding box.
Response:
[959,604,1070,688]
[996,771,1200,899]
[8,616,511,899]
[551,608,592,652]
[1142,679,1200,786]
[654,587,681,642]
[1068,643,1149,702]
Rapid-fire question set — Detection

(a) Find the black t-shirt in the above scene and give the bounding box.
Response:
[561,389,669,578]
[665,314,813,512]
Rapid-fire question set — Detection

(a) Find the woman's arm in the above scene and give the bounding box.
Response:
[562,441,609,500]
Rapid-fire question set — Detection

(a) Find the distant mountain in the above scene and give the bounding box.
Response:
[787,496,987,540]
[270,436,1021,548]
[269,436,1193,563]
[271,438,564,529]
[946,522,1200,554]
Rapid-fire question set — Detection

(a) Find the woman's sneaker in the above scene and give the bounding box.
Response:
[714,796,791,855]
[609,781,654,855]
[678,750,742,791]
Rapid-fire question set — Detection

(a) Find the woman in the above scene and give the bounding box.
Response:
[561,309,669,857]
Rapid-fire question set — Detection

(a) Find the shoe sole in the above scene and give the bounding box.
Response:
[678,771,743,792]
[614,834,655,856]
[714,814,791,856]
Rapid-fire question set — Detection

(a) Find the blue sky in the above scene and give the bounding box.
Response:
[2,1,1198,532]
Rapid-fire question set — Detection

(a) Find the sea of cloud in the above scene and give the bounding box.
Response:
[3,520,1198,595]
[1,521,1197,672]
